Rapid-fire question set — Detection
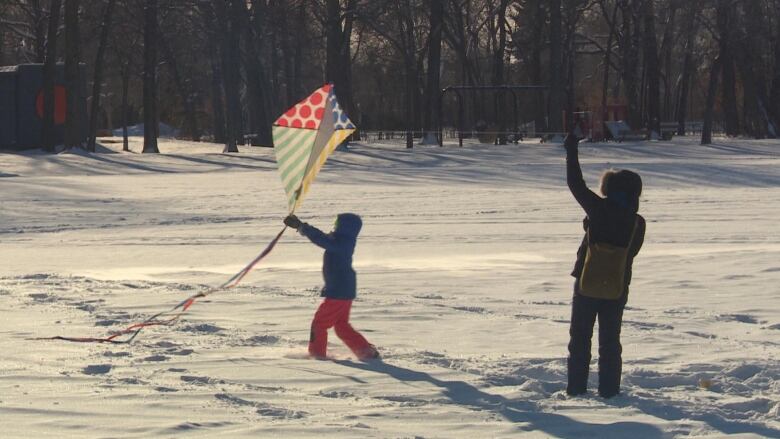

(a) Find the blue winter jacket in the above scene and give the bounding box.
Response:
[298,213,362,300]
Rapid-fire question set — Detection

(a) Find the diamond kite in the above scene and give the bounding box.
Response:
[272,84,356,212]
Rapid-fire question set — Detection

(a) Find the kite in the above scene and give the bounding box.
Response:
[38,84,354,344]
[273,83,355,212]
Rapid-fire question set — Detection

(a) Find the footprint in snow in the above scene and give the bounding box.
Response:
[413,293,445,300]
[28,293,57,303]
[181,323,224,334]
[83,364,112,375]
[165,348,194,356]
[246,335,281,346]
[319,390,355,399]
[181,375,222,385]
[684,331,717,339]
[215,393,307,419]
[103,351,131,358]
[155,386,178,393]
[452,305,491,314]
[716,314,760,324]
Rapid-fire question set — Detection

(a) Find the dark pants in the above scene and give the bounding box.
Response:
[567,285,626,398]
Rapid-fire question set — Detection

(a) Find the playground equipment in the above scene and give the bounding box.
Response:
[438,85,548,147]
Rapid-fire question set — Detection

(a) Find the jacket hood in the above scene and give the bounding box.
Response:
[335,213,362,238]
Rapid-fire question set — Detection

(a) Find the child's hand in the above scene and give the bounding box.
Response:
[284,215,302,229]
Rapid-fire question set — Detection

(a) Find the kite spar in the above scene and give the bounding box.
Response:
[39,84,355,343]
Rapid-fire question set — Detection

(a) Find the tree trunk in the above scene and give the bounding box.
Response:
[33,0,47,63]
[121,65,129,152]
[492,0,509,144]
[618,1,642,129]
[278,3,295,106]
[218,0,246,152]
[290,0,306,105]
[675,2,697,136]
[548,0,564,132]
[63,0,82,150]
[658,2,678,121]
[87,0,116,152]
[142,0,159,153]
[716,0,739,136]
[42,0,62,152]
[702,57,721,145]
[0,24,5,66]
[601,1,619,124]
[203,6,226,144]
[160,35,200,141]
[245,0,274,146]
[405,55,416,149]
[531,0,546,132]
[325,0,357,121]
[735,0,770,138]
[642,0,660,134]
[770,31,780,132]
[422,0,443,143]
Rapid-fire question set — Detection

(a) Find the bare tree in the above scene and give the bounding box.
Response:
[325,0,358,121]
[142,0,159,153]
[702,55,720,145]
[41,0,62,152]
[675,0,699,136]
[548,0,564,131]
[212,0,244,152]
[244,0,274,146]
[63,0,82,149]
[421,0,444,144]
[358,0,425,148]
[642,0,660,134]
[86,0,116,152]
[716,0,739,136]
[771,15,780,133]
[490,0,510,143]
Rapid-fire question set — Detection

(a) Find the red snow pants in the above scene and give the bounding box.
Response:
[308,298,372,359]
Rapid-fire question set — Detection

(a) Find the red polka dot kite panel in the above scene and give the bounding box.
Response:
[273,84,331,129]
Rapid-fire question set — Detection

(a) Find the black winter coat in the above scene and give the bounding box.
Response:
[567,148,646,298]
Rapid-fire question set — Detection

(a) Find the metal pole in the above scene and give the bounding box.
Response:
[510,89,519,142]
[456,90,464,147]
[439,87,446,146]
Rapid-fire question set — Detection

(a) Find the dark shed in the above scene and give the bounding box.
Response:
[0,63,87,150]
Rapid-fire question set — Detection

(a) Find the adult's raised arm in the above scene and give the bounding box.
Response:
[565,134,600,215]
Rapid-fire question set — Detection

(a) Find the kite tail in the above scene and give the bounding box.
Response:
[33,226,288,344]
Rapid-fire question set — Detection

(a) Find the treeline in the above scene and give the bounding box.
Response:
[0,0,778,152]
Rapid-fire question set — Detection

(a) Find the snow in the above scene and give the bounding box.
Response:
[0,135,778,438]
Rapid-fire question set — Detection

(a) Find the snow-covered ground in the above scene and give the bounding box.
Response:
[0,136,778,438]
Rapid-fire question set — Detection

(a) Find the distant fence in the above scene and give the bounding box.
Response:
[355,120,715,145]
[242,120,716,148]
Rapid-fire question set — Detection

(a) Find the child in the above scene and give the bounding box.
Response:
[564,134,645,398]
[283,213,379,361]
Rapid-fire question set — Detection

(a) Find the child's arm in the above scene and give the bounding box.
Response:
[284,215,350,254]
[298,223,345,253]
[565,134,600,215]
